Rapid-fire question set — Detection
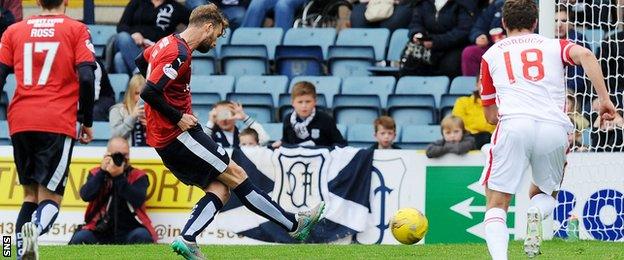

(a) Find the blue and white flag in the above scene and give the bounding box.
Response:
[216,146,374,243]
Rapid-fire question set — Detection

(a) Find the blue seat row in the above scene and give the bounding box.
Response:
[263,123,441,149]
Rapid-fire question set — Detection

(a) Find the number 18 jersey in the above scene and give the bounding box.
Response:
[0,14,95,137]
[480,33,575,132]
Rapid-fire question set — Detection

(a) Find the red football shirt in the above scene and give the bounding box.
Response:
[0,14,95,137]
[143,34,192,148]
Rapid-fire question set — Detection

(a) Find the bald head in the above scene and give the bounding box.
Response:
[107,137,130,157]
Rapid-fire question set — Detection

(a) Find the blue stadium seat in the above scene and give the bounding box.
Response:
[190,75,235,100]
[440,94,464,118]
[336,124,347,139]
[582,28,605,52]
[226,93,274,123]
[192,104,213,123]
[283,28,336,59]
[191,51,217,75]
[387,29,409,61]
[278,93,327,121]
[90,121,111,146]
[336,28,390,61]
[220,45,269,77]
[387,94,437,124]
[388,106,436,125]
[328,46,375,77]
[449,76,476,95]
[230,28,284,59]
[387,94,436,108]
[275,45,324,79]
[334,107,380,125]
[347,124,376,147]
[264,123,283,142]
[333,95,381,125]
[4,74,15,103]
[215,27,232,56]
[109,74,130,101]
[192,93,221,106]
[0,120,9,145]
[289,76,341,107]
[341,76,396,107]
[235,75,289,106]
[88,25,116,58]
[400,125,442,149]
[395,76,450,106]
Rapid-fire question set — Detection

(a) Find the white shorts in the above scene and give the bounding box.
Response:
[479,118,569,195]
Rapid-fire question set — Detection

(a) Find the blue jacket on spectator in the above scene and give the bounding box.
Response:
[469,0,505,43]
[408,0,475,51]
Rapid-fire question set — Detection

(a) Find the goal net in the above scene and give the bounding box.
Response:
[551,0,624,241]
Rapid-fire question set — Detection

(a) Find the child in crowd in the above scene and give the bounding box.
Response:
[452,70,496,149]
[206,101,269,147]
[277,81,346,147]
[426,115,475,158]
[239,128,260,147]
[370,116,401,150]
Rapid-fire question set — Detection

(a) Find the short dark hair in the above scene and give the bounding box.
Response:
[189,4,229,30]
[239,128,259,143]
[502,0,538,32]
[40,0,64,10]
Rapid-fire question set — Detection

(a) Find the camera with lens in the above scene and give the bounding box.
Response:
[110,152,126,167]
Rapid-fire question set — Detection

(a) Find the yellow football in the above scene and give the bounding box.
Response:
[390,208,429,245]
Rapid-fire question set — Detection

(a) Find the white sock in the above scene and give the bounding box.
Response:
[484,208,509,260]
[530,193,557,219]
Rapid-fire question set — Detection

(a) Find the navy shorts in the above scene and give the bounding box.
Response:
[156,126,230,189]
[12,131,75,195]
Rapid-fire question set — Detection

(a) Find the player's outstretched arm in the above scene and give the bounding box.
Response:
[569,45,617,121]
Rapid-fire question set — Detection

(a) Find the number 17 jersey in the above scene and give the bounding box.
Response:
[0,14,95,138]
[480,33,575,132]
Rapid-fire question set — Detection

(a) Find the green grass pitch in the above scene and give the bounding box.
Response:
[10,240,624,259]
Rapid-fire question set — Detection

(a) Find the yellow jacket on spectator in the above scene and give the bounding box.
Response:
[452,95,496,134]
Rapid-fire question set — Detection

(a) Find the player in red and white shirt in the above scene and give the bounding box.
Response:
[0,0,96,259]
[478,1,616,259]
[135,4,325,259]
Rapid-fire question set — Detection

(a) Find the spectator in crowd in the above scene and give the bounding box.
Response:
[461,0,505,76]
[402,0,475,78]
[69,137,156,245]
[370,116,401,150]
[556,6,590,100]
[590,98,624,152]
[599,26,624,96]
[566,93,590,150]
[1,0,21,21]
[206,101,270,147]
[426,115,475,158]
[109,74,147,146]
[114,0,189,74]
[93,59,117,121]
[241,0,310,31]
[349,0,413,32]
[185,0,249,29]
[239,128,260,147]
[560,0,620,31]
[452,74,495,149]
[278,81,346,147]
[0,0,20,36]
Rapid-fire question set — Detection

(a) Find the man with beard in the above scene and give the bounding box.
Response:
[135,4,325,259]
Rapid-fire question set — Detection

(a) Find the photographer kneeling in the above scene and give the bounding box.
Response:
[69,137,157,244]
